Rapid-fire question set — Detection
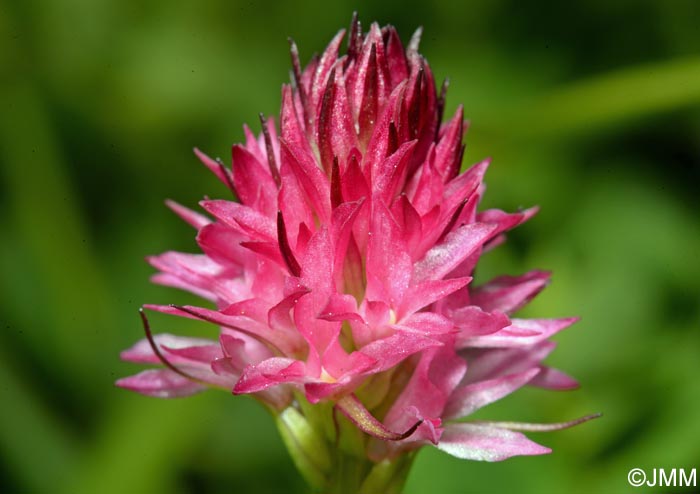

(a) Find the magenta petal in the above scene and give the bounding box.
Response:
[382,345,465,434]
[437,423,551,461]
[121,334,217,364]
[193,148,234,192]
[451,306,511,339]
[317,68,358,170]
[162,343,222,364]
[383,26,409,87]
[239,240,286,268]
[148,251,238,302]
[392,194,423,257]
[373,140,417,203]
[529,366,579,390]
[268,286,311,332]
[146,304,302,356]
[360,331,442,373]
[234,358,306,394]
[472,270,551,315]
[310,29,346,114]
[196,223,248,268]
[413,223,497,283]
[165,199,211,229]
[365,204,412,306]
[279,139,331,223]
[116,369,206,398]
[200,200,276,242]
[443,368,540,420]
[434,106,465,179]
[464,317,578,348]
[394,312,455,336]
[460,341,557,384]
[318,294,365,323]
[231,144,278,216]
[363,81,407,177]
[399,277,471,318]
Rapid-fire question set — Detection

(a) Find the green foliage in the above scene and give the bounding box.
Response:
[1,1,698,492]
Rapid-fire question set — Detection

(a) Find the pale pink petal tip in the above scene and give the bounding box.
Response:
[116,369,206,398]
[437,423,551,461]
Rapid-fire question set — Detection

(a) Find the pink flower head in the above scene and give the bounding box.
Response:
[118,14,597,468]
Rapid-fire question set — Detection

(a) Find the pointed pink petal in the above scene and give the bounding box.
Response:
[391,194,423,257]
[234,358,306,394]
[460,341,557,385]
[211,334,249,376]
[529,366,579,390]
[310,29,346,115]
[383,345,466,429]
[294,228,343,372]
[277,181,314,248]
[279,139,331,222]
[437,423,551,461]
[330,198,365,287]
[348,22,389,122]
[373,140,417,203]
[365,200,412,305]
[394,312,455,336]
[383,26,409,87]
[321,340,376,380]
[165,199,211,229]
[268,286,311,332]
[161,343,222,364]
[399,277,471,318]
[239,240,286,268]
[148,251,241,303]
[231,144,277,216]
[193,148,234,192]
[443,368,540,420]
[413,223,497,283]
[450,306,511,339]
[363,82,407,180]
[316,67,358,171]
[434,105,464,180]
[149,273,217,302]
[359,331,442,373]
[145,304,302,356]
[472,270,551,314]
[464,317,578,348]
[116,369,206,398]
[407,144,442,214]
[478,207,539,246]
[196,222,248,267]
[318,293,365,323]
[121,334,218,365]
[200,200,276,242]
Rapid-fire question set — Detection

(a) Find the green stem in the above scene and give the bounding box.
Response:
[274,400,416,494]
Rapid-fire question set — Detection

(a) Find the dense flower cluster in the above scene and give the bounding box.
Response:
[118,15,594,490]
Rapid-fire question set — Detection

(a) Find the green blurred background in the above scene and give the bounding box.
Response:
[1,0,699,493]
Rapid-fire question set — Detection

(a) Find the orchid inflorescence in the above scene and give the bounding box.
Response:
[118,14,597,493]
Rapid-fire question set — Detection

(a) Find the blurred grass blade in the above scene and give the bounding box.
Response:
[513,56,700,137]
[66,395,213,494]
[0,345,78,492]
[0,82,115,385]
